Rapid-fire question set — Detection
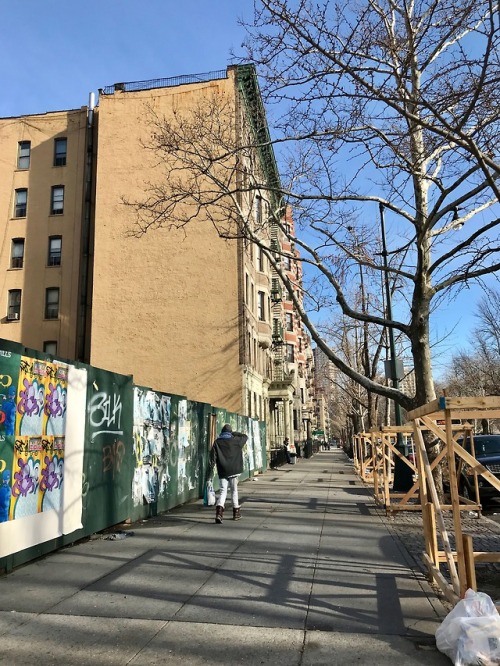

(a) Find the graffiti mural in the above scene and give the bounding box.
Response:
[1,338,266,568]
[5,358,68,521]
[132,387,171,505]
[0,342,87,560]
[0,346,20,524]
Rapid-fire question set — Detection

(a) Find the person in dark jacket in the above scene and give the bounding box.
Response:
[209,424,248,524]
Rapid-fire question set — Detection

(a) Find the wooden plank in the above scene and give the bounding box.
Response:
[407,399,442,420]
[444,409,500,420]
[380,425,414,433]
[441,396,500,410]
[474,552,500,563]
[445,408,467,597]
[414,423,461,596]
[463,534,477,591]
[422,553,460,606]
[424,502,439,565]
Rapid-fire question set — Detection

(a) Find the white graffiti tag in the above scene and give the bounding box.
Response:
[88,391,123,439]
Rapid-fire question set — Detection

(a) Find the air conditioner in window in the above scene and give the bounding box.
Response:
[7,312,19,321]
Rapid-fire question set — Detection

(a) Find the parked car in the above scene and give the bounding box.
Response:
[456,435,500,503]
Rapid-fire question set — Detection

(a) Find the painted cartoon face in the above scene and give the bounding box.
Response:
[40,456,63,491]
[12,458,39,497]
[45,383,65,418]
[18,379,44,417]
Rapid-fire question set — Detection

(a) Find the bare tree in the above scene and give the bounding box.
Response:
[130,0,500,418]
[445,288,500,397]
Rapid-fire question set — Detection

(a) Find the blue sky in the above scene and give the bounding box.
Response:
[0,0,483,378]
[0,1,252,118]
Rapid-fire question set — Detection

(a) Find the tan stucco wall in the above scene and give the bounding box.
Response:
[91,77,246,411]
[0,110,87,357]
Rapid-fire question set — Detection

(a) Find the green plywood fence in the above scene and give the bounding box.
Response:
[0,340,267,572]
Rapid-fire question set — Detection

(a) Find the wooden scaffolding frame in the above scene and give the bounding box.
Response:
[372,426,420,513]
[407,396,500,605]
[352,432,376,482]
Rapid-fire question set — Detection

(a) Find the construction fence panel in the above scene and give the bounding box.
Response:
[0,338,267,572]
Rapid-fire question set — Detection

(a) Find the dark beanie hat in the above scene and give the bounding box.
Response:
[221,424,232,433]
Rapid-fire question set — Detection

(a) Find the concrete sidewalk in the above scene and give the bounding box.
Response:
[0,450,451,665]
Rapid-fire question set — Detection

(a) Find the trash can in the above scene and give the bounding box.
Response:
[289,453,297,465]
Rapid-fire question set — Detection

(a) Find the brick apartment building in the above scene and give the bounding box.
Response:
[0,64,315,447]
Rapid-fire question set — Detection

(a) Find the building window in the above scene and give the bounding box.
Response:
[17,141,31,169]
[11,239,25,269]
[286,343,295,363]
[14,189,27,217]
[54,138,67,166]
[48,236,62,266]
[7,290,21,321]
[255,195,263,226]
[284,255,292,271]
[51,186,64,215]
[43,341,58,355]
[257,291,265,321]
[286,312,293,331]
[45,288,60,319]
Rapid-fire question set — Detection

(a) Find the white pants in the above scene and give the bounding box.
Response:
[217,475,239,508]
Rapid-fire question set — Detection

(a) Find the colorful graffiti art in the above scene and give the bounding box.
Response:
[8,358,67,520]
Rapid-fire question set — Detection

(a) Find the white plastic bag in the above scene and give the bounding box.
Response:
[436,589,500,665]
[203,479,216,506]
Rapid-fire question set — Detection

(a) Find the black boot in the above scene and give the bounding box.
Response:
[233,507,241,521]
[215,506,224,524]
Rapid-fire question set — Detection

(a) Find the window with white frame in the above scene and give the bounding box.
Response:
[11,239,24,269]
[17,141,31,169]
[7,290,21,320]
[14,189,27,217]
[286,312,293,331]
[54,138,67,166]
[48,236,62,266]
[51,186,64,215]
[45,288,60,319]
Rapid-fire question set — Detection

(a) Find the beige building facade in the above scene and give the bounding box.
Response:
[0,109,88,358]
[0,65,316,441]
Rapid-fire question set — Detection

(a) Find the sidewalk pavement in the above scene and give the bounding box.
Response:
[0,449,452,665]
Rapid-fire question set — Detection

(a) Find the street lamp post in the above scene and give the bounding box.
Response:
[379,203,403,428]
[379,204,412,491]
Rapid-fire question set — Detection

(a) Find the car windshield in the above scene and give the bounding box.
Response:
[468,437,500,456]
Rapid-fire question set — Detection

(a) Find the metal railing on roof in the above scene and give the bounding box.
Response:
[100,70,228,95]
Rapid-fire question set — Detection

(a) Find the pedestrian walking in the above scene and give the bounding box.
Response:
[209,424,248,524]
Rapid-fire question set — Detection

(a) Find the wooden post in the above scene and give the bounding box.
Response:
[423,501,439,566]
[463,534,477,592]
[445,407,467,596]
[414,421,461,597]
